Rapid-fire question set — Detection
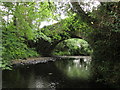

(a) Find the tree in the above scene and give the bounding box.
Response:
[1,2,56,69]
[71,1,120,61]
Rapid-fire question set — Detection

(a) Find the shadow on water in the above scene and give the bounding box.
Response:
[2,57,119,89]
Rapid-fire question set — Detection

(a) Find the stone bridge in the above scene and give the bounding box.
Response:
[28,20,87,56]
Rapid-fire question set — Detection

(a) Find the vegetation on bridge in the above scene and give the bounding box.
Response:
[28,14,93,56]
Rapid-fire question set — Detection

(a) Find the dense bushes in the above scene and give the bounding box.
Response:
[1,23,39,70]
[89,2,120,61]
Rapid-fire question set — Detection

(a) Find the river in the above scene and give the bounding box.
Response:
[2,56,109,88]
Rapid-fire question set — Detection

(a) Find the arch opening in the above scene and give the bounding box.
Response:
[52,38,93,56]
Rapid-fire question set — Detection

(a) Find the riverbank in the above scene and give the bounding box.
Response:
[12,57,56,65]
[12,56,91,65]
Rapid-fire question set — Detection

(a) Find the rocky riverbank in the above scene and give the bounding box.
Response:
[12,57,56,65]
[11,56,91,65]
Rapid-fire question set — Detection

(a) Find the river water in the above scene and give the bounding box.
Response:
[2,57,109,88]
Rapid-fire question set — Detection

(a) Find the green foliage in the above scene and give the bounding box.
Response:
[85,2,120,61]
[40,13,93,43]
[1,2,56,69]
[2,23,39,70]
[40,16,75,41]
[53,39,92,56]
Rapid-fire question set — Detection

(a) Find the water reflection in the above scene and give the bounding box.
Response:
[55,58,91,80]
[3,63,58,88]
[3,57,110,88]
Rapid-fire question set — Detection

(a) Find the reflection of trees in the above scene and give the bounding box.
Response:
[55,58,91,80]
[3,66,51,88]
[3,68,31,88]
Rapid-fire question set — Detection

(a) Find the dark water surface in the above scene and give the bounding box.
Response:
[3,57,109,88]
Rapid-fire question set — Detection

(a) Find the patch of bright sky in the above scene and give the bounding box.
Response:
[0,4,14,23]
[79,0,100,12]
[40,15,68,28]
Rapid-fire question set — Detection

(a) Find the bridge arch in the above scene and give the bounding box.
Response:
[52,38,91,56]
[30,35,90,56]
